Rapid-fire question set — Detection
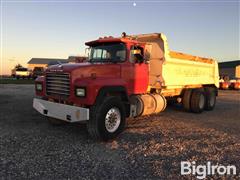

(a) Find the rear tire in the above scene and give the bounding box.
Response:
[87,96,126,141]
[204,87,216,111]
[182,89,192,111]
[190,89,206,113]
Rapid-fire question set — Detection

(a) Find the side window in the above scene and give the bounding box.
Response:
[130,46,144,63]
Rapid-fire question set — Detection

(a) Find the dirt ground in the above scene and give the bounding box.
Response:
[0,84,239,179]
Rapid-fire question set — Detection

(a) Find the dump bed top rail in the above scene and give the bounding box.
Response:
[169,51,214,64]
[128,33,215,64]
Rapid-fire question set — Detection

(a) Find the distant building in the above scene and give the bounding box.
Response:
[27,56,86,70]
[27,58,68,70]
[219,60,240,79]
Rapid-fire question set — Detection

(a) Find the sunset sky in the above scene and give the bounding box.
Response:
[0,0,239,75]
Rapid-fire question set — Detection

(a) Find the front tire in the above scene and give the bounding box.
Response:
[87,96,126,141]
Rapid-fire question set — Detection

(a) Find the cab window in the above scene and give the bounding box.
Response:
[130,46,144,63]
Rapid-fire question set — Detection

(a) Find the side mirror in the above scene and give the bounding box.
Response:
[144,44,152,62]
[144,51,150,61]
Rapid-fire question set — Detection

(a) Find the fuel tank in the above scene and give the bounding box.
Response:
[130,94,167,117]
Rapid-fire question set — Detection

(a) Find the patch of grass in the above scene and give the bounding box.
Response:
[0,78,35,84]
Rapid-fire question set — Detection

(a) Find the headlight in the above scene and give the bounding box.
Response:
[36,83,43,91]
[75,87,86,97]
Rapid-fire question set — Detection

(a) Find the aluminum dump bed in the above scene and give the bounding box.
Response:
[131,33,219,90]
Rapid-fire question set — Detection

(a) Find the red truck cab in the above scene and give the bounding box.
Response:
[34,34,150,140]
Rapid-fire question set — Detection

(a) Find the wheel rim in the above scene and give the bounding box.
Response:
[199,94,205,109]
[105,107,121,133]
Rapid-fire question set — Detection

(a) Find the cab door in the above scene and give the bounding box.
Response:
[132,60,149,93]
[121,45,149,94]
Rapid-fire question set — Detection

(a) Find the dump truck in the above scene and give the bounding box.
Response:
[33,33,219,140]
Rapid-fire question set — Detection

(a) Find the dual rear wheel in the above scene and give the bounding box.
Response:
[183,87,216,113]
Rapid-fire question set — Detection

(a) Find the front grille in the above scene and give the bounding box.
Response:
[46,72,70,96]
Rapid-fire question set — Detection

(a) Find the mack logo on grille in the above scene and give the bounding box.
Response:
[49,69,63,72]
[46,72,70,96]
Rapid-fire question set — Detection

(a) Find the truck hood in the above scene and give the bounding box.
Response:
[46,62,121,81]
[47,62,93,72]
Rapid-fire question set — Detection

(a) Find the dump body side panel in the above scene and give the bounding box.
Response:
[162,57,219,89]
[133,33,219,92]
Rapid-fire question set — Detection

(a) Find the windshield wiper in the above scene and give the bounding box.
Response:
[88,59,118,63]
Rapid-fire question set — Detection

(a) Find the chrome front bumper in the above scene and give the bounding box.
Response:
[33,98,89,122]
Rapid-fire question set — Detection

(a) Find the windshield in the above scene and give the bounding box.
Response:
[89,43,126,63]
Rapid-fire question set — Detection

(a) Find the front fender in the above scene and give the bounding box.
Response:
[73,77,127,106]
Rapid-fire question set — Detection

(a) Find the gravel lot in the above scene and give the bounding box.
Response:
[0,84,240,179]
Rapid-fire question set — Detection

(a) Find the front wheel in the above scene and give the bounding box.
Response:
[87,96,126,141]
